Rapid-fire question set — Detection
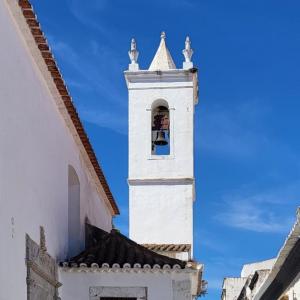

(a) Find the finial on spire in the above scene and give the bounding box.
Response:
[161,31,166,39]
[128,38,139,71]
[40,226,47,253]
[182,36,194,69]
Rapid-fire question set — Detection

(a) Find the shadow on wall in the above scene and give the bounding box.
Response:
[68,165,80,258]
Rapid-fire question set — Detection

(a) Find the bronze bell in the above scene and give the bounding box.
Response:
[154,130,168,146]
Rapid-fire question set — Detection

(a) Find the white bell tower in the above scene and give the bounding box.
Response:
[124,33,198,253]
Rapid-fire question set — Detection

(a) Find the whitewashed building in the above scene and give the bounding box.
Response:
[221,208,300,300]
[0,0,204,299]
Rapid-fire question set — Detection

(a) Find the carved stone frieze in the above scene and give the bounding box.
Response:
[90,286,147,300]
[26,227,62,300]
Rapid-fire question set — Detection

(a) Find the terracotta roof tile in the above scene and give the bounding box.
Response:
[26,18,39,27]
[142,244,191,252]
[17,0,119,214]
[62,224,186,269]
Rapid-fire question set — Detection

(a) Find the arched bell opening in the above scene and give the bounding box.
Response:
[151,102,170,155]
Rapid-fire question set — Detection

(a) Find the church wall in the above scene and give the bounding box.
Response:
[0,1,112,299]
[60,270,193,300]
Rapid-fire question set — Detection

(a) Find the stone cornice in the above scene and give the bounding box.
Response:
[124,68,198,104]
[128,177,194,186]
[124,68,196,77]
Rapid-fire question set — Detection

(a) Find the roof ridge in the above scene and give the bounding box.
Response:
[142,243,191,252]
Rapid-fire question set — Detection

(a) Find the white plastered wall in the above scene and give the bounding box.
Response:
[221,277,247,300]
[60,270,193,300]
[0,1,113,299]
[241,259,275,277]
[129,184,193,245]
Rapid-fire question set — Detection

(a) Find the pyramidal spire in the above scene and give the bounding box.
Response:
[149,32,176,71]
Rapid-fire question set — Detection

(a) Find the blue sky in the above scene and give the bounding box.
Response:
[31,0,300,298]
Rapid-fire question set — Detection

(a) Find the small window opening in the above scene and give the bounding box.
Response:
[151,105,170,155]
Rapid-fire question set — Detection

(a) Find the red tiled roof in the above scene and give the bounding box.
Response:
[142,244,191,252]
[62,224,186,269]
[17,0,119,214]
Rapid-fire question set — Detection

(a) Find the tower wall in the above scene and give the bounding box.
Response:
[129,183,193,245]
[128,81,195,180]
[126,69,198,250]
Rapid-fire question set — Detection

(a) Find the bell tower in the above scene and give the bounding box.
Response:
[124,33,198,254]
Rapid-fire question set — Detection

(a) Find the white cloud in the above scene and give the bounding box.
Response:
[81,109,127,135]
[216,201,290,233]
[214,182,299,233]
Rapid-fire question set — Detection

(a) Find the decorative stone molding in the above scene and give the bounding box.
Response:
[128,38,139,71]
[182,36,193,63]
[89,286,147,300]
[182,36,193,69]
[60,262,194,274]
[39,226,47,253]
[128,177,194,186]
[26,227,62,300]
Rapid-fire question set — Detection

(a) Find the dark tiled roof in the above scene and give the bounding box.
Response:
[142,244,191,252]
[17,0,119,214]
[62,224,186,269]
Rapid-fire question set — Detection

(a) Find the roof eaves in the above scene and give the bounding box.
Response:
[60,262,193,273]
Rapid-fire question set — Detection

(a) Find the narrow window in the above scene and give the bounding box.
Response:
[68,165,81,257]
[151,105,170,155]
